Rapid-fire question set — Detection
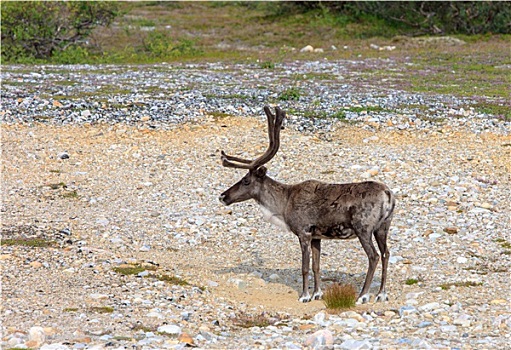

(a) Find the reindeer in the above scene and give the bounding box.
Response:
[219,106,395,304]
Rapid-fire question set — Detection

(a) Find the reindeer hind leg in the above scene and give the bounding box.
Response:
[355,226,379,304]
[374,219,391,302]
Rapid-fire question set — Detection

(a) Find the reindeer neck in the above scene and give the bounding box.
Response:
[255,176,290,216]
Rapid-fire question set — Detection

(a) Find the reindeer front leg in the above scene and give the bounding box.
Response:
[298,234,312,302]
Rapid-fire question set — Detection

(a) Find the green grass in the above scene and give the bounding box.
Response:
[290,109,346,120]
[113,264,157,276]
[259,61,275,69]
[61,190,79,199]
[48,182,66,190]
[1,238,55,248]
[278,87,301,101]
[149,273,190,286]
[405,278,420,285]
[90,306,114,314]
[440,281,483,290]
[323,283,357,310]
[63,307,79,312]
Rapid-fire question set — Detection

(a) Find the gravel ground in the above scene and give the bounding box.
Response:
[1,61,510,349]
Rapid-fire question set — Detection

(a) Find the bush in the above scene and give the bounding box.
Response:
[276,1,511,35]
[1,1,118,62]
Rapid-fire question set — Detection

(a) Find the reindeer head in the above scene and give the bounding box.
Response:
[219,106,285,206]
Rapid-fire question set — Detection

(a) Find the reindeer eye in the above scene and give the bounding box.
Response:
[242,177,250,186]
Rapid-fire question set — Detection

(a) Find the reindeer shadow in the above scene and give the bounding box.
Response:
[213,262,380,298]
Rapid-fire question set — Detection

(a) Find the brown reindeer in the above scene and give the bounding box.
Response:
[219,106,395,303]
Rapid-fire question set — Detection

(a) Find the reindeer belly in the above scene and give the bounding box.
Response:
[311,224,357,240]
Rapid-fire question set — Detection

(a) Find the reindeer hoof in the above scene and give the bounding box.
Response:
[356,294,371,304]
[299,294,312,303]
[312,290,323,300]
[375,292,388,303]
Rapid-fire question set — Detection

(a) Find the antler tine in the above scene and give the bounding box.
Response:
[221,151,254,169]
[220,105,284,170]
[249,106,283,169]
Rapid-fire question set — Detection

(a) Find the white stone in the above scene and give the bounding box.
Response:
[268,273,280,282]
[157,324,181,336]
[300,45,314,53]
[40,344,71,350]
[419,302,441,312]
[456,256,468,264]
[29,326,46,346]
[340,339,373,349]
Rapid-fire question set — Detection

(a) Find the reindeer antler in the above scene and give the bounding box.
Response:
[221,106,285,170]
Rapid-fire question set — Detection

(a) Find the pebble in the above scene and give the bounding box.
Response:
[157,325,182,336]
[304,329,334,348]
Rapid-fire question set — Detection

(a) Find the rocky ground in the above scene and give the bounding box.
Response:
[1,61,510,349]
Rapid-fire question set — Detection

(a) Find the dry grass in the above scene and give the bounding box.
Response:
[232,312,281,328]
[323,283,357,310]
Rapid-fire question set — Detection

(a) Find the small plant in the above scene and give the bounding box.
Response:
[150,273,190,286]
[1,238,55,248]
[259,61,275,69]
[233,312,280,328]
[495,238,511,249]
[132,324,157,332]
[405,278,419,285]
[61,190,78,199]
[278,87,301,101]
[63,307,79,312]
[323,283,357,310]
[90,306,114,314]
[439,281,483,290]
[113,263,157,276]
[48,182,66,190]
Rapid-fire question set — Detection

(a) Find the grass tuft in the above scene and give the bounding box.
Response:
[323,283,357,310]
[113,263,157,276]
[278,87,301,101]
[405,278,420,285]
[150,273,190,286]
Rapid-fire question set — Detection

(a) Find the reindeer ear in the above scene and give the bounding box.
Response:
[254,166,267,178]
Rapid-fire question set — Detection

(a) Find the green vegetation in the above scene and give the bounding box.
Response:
[281,2,511,36]
[90,306,114,314]
[323,283,357,310]
[48,182,67,190]
[405,278,420,285]
[3,2,508,65]
[1,238,55,248]
[150,273,190,286]
[259,61,275,69]
[1,2,508,118]
[1,1,118,62]
[278,87,301,101]
[113,264,194,287]
[63,308,79,312]
[113,264,157,276]
[61,190,79,199]
[495,238,511,250]
[440,281,483,290]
